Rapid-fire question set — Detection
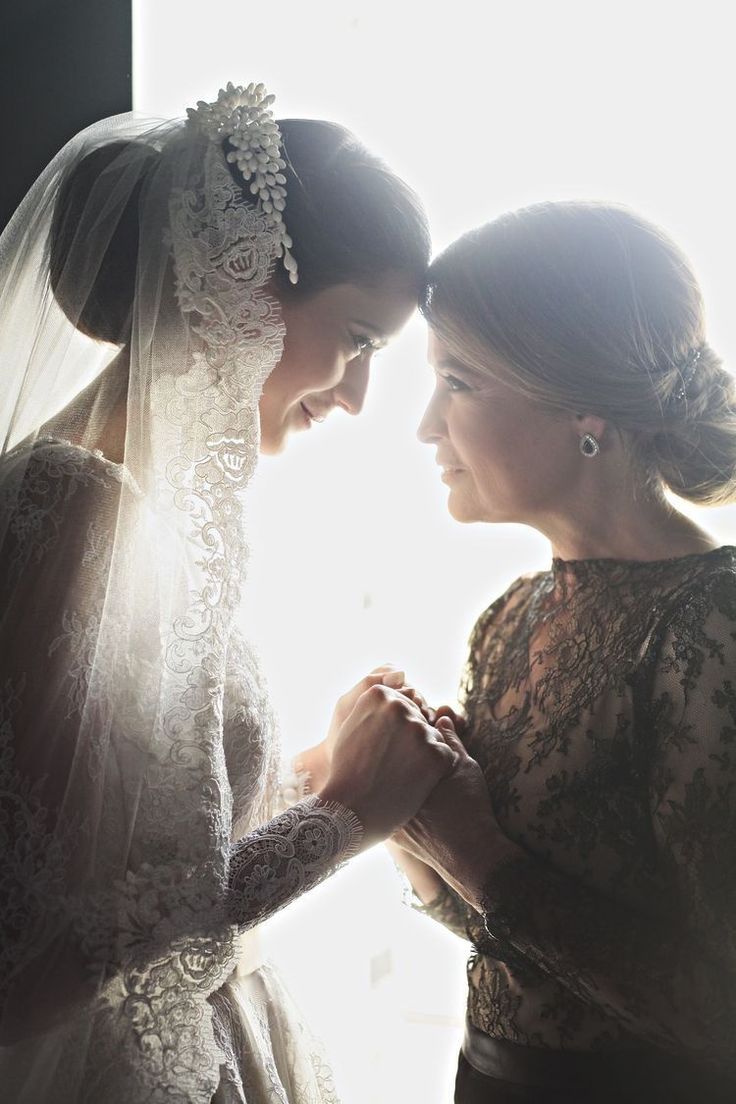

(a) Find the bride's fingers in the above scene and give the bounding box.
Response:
[337,673,388,716]
[377,675,436,723]
[395,685,435,722]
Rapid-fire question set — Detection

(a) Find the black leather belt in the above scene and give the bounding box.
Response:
[463,1021,615,1089]
[461,1020,736,1099]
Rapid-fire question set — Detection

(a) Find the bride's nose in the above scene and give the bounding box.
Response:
[334,356,371,415]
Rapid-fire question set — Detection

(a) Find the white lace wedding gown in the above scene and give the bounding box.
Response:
[0,436,360,1103]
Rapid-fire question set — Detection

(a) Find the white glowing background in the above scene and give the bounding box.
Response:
[134,4,736,1100]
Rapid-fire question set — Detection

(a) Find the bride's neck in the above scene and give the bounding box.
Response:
[42,347,130,464]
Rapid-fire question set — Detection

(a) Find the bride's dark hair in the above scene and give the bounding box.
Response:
[265,119,430,296]
[50,119,430,344]
[50,140,157,344]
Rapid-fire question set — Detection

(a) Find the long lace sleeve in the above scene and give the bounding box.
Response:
[479,579,736,1071]
[226,796,363,928]
[0,442,364,1046]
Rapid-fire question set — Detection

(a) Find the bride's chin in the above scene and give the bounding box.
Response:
[258,431,287,457]
[257,413,292,456]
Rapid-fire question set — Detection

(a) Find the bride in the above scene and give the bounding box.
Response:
[0,83,458,1103]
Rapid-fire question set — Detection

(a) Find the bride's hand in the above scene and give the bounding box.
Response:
[327,664,428,752]
[297,665,433,792]
[377,675,467,739]
[392,721,517,910]
[318,685,458,847]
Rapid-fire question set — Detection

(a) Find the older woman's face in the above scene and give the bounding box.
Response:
[419,330,580,525]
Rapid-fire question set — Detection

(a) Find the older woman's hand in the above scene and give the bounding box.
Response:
[393,720,518,911]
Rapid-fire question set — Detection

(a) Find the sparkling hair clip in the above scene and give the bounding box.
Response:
[672,345,703,404]
[187,82,299,284]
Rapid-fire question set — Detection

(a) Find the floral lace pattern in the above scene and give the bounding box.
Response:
[0,98,353,1104]
[227,797,363,928]
[1,416,357,1102]
[211,964,341,1104]
[418,548,736,1073]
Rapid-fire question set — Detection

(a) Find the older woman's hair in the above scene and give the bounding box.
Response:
[422,202,736,506]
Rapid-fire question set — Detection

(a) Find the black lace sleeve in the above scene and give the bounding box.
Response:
[412,880,473,942]
[481,580,736,1072]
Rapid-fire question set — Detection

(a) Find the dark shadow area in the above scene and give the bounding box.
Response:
[0,0,131,231]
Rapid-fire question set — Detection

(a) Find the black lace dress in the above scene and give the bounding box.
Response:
[418,547,736,1101]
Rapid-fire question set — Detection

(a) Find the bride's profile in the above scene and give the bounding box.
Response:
[0,82,458,1103]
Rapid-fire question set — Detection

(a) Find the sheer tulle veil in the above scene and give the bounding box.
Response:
[0,101,291,1101]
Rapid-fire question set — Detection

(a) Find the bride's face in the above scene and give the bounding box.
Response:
[258,271,418,454]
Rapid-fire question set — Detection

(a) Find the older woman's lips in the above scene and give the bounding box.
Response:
[439,464,466,483]
[300,402,326,426]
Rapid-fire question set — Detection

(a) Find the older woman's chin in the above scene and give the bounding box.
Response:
[445,488,504,526]
[446,495,486,524]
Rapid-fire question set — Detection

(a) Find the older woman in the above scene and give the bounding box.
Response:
[390,202,736,1103]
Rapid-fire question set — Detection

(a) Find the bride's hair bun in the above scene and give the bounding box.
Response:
[50,140,159,344]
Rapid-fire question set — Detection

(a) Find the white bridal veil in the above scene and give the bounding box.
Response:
[0,87,340,1101]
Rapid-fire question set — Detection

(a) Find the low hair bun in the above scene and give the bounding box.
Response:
[50,141,160,344]
[647,345,736,506]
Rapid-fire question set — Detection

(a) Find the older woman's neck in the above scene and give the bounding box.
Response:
[541,465,719,564]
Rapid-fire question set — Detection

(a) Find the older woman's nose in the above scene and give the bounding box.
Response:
[417,387,445,443]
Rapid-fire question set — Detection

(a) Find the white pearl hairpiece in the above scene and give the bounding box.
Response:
[187,82,299,284]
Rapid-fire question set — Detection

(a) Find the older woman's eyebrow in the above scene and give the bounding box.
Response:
[433,355,481,378]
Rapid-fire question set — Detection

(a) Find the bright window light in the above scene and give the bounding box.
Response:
[134,4,736,1100]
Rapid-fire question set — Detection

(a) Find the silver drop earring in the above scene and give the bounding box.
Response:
[579,433,600,458]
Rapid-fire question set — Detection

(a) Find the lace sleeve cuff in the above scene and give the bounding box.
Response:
[412,881,472,942]
[227,795,363,929]
[477,853,546,971]
[480,853,520,943]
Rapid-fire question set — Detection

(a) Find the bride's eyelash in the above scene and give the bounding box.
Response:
[352,334,377,354]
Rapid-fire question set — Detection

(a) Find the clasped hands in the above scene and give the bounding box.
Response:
[302,666,515,911]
